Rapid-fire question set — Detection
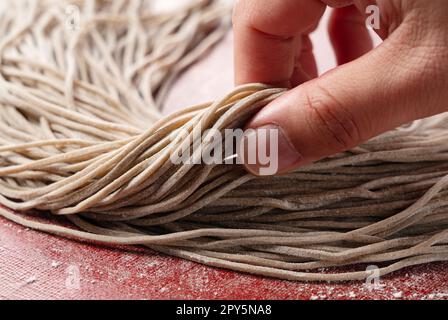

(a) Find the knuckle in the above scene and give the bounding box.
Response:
[232,0,299,40]
[302,85,363,152]
[232,0,260,30]
[321,0,354,9]
[231,0,242,25]
[232,0,250,27]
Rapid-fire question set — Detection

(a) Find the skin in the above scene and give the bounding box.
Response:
[233,0,448,175]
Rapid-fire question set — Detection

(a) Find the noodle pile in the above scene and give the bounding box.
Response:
[1,0,448,282]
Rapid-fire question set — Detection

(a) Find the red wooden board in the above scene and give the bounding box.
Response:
[1,31,447,301]
[1,215,448,300]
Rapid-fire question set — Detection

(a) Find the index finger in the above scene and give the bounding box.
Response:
[232,0,327,86]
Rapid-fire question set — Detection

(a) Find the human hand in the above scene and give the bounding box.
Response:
[233,0,448,175]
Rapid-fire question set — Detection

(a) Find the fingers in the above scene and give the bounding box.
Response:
[243,22,447,175]
[329,5,373,65]
[233,0,326,86]
[297,35,318,79]
[290,35,319,87]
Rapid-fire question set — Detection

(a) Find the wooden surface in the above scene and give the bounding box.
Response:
[1,211,448,300]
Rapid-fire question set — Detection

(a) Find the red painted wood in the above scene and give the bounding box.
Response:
[1,215,448,300]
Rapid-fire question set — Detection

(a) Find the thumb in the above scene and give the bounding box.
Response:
[243,23,447,175]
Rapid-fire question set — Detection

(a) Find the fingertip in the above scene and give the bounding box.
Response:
[240,124,304,176]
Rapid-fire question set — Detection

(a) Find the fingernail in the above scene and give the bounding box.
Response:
[240,124,303,176]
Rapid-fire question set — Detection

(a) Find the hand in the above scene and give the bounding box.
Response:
[233,0,448,175]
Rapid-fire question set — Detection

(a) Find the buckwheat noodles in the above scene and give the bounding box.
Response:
[1,0,448,282]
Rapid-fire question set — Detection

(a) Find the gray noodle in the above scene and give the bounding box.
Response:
[1,0,448,282]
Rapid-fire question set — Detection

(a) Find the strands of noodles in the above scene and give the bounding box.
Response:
[1,0,448,282]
